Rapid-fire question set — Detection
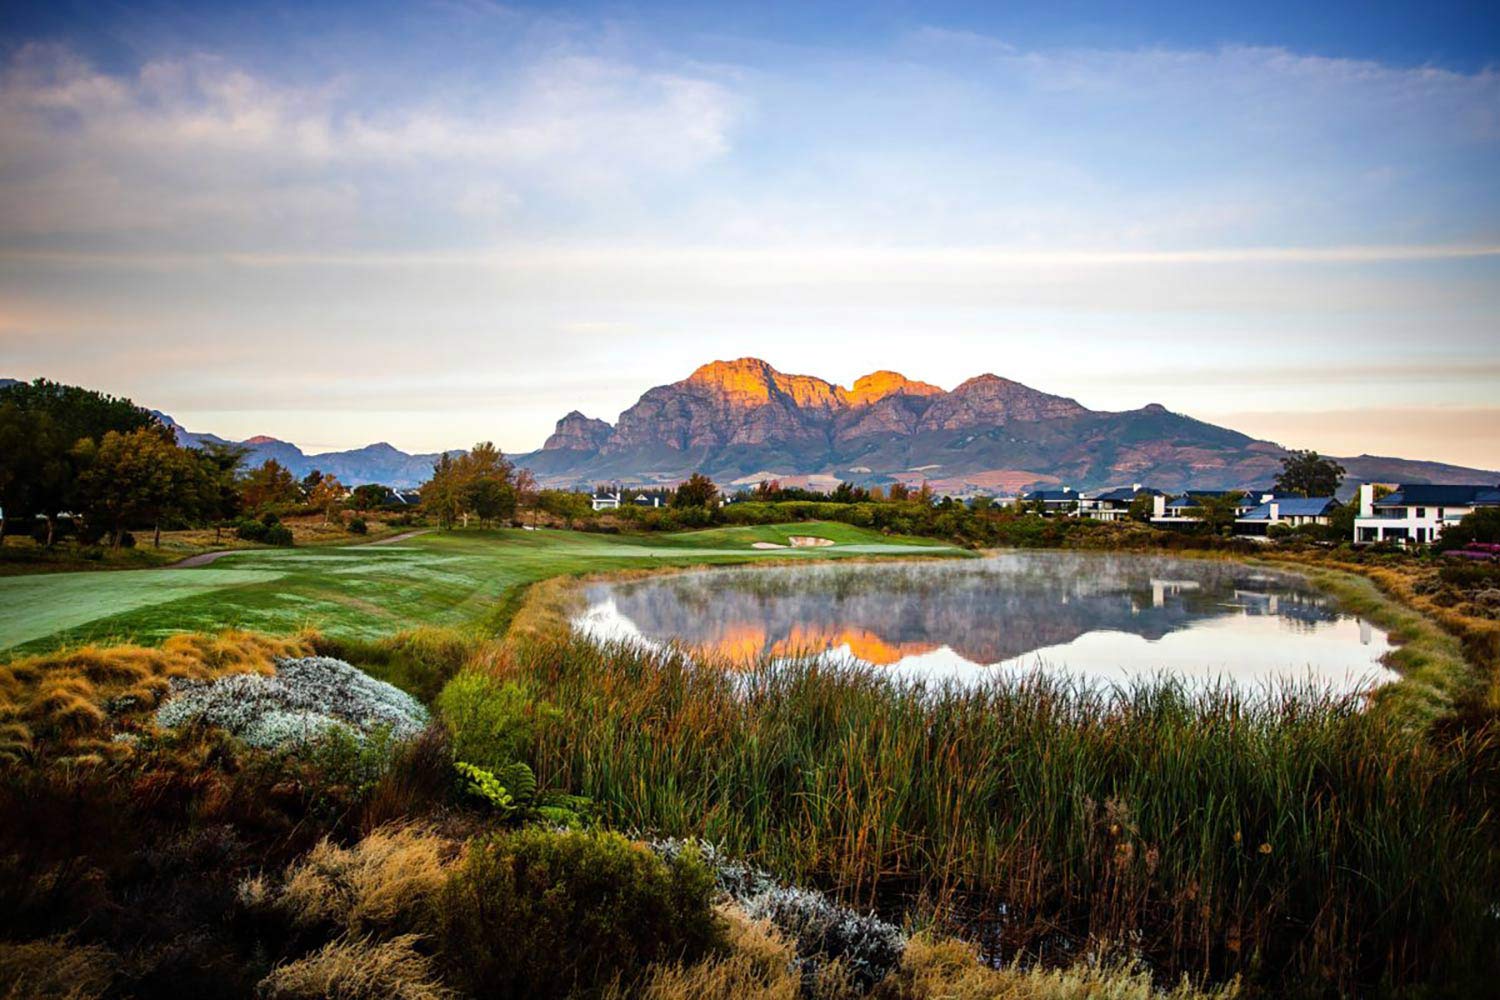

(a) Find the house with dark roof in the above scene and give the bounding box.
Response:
[1354,483,1500,546]
[1020,487,1080,516]
[1150,490,1268,526]
[1077,484,1163,522]
[1234,496,1342,536]
[590,490,621,511]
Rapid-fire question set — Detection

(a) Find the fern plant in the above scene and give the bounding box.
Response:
[454,760,588,828]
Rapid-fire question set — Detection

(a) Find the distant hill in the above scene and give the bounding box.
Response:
[512,358,1500,494]
[152,411,453,488]
[6,368,1495,494]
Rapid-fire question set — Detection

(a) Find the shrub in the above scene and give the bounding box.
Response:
[434,671,555,768]
[258,934,453,1000]
[271,824,457,937]
[155,656,429,750]
[348,517,369,535]
[652,839,905,992]
[436,829,724,999]
[313,627,475,704]
[265,524,295,546]
[0,631,309,759]
[236,518,269,542]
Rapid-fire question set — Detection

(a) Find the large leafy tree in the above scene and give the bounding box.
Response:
[672,472,718,509]
[538,489,590,528]
[350,483,394,512]
[241,459,300,512]
[0,379,157,545]
[194,442,248,540]
[308,474,347,523]
[74,427,205,547]
[1274,450,1346,498]
[422,443,518,529]
[1188,491,1246,535]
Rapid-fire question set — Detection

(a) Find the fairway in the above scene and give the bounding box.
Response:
[0,522,957,654]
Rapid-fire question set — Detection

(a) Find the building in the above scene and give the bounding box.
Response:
[1234,496,1341,536]
[1150,490,1266,526]
[1353,483,1500,546]
[1020,487,1080,516]
[1078,484,1162,522]
[590,491,621,511]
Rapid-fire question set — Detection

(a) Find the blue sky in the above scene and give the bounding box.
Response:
[1,1,1497,467]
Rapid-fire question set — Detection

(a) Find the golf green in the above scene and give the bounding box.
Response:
[0,523,958,654]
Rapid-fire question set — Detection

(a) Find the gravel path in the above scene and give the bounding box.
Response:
[168,528,431,568]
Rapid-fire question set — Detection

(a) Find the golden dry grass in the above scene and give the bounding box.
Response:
[602,904,828,1000]
[275,824,459,936]
[0,629,311,761]
[871,936,1240,1000]
[0,937,115,1000]
[257,934,454,1000]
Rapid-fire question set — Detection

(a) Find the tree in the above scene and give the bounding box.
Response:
[300,469,325,498]
[888,482,911,502]
[538,490,590,528]
[672,472,718,509]
[1188,491,1245,535]
[241,459,300,512]
[1126,494,1155,523]
[308,474,346,523]
[194,442,248,540]
[463,476,515,527]
[1437,507,1500,551]
[0,379,157,546]
[350,483,394,512]
[423,453,463,529]
[1274,450,1345,498]
[74,427,204,547]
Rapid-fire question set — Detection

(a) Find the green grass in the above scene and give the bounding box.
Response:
[515,635,1500,997]
[0,522,958,654]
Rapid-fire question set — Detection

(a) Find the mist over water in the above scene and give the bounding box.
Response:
[577,552,1399,694]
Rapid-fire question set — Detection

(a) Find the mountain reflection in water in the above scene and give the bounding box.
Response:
[576,552,1399,693]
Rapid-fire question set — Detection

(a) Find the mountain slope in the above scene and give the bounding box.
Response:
[514,359,1499,493]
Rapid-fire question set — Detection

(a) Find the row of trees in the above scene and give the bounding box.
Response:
[0,381,253,547]
[0,379,422,549]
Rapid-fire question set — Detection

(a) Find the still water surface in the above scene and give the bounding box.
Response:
[576,552,1398,693]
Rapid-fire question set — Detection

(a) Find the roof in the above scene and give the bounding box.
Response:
[1238,497,1341,520]
[1165,490,1250,509]
[1022,488,1078,502]
[1374,484,1500,507]
[1092,486,1162,502]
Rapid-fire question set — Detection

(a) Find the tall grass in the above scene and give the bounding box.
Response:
[513,636,1500,996]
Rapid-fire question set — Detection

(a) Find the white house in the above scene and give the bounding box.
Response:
[1353,483,1500,546]
[590,491,621,511]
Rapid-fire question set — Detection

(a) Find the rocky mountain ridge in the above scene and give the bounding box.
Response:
[514,358,1499,494]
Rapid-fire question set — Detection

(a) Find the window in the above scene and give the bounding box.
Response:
[1415,507,1426,518]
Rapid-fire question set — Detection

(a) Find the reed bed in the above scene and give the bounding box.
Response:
[515,636,1500,996]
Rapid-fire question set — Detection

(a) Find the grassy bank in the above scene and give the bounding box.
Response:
[0,513,417,577]
[505,635,1499,996]
[0,523,957,654]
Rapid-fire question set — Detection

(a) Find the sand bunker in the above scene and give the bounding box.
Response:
[751,536,836,550]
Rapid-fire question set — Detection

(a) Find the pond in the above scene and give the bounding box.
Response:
[575,551,1399,694]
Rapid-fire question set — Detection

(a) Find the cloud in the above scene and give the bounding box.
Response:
[0,41,738,246]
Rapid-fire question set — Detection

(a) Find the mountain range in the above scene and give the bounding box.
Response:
[514,358,1496,495]
[4,366,1495,493]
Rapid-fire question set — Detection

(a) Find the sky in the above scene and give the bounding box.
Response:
[1,0,1497,467]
